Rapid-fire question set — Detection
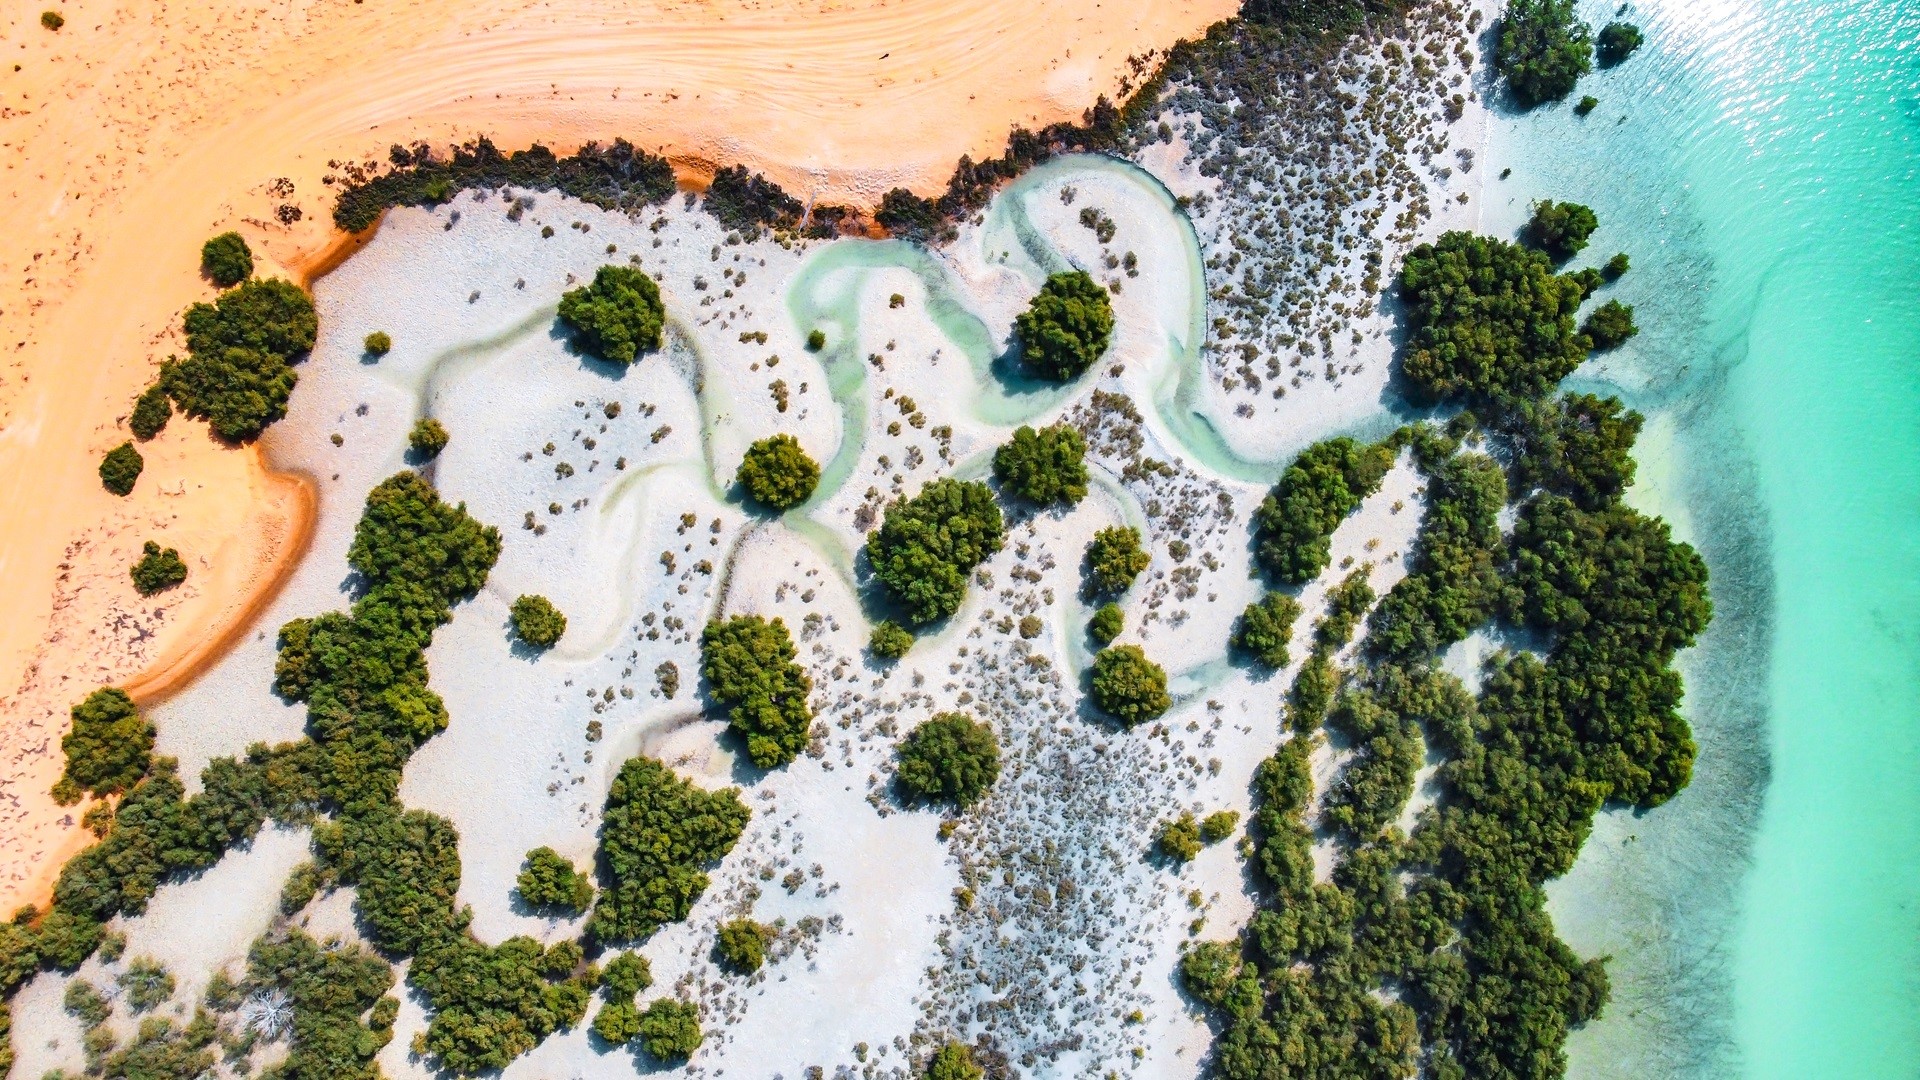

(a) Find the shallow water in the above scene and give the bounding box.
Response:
[1491,2,1920,1076]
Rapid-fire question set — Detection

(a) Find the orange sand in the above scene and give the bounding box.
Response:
[0,0,1235,913]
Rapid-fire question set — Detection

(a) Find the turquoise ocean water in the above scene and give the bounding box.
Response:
[1486,1,1920,1076]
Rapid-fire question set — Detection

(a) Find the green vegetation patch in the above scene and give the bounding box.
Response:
[200,231,253,287]
[517,846,593,914]
[1597,21,1645,67]
[333,137,677,233]
[1527,199,1599,262]
[408,417,449,459]
[99,442,144,496]
[1014,270,1114,381]
[699,614,815,766]
[1582,299,1639,349]
[715,918,773,974]
[992,423,1089,507]
[587,756,749,946]
[1084,525,1150,595]
[1500,392,1643,510]
[1088,644,1171,726]
[896,712,1001,809]
[1399,231,1592,407]
[1156,813,1203,862]
[558,264,665,364]
[635,998,703,1061]
[129,385,171,441]
[736,434,820,510]
[510,594,568,649]
[1252,436,1393,584]
[1233,592,1302,669]
[926,1040,984,1080]
[130,540,188,596]
[1497,0,1593,107]
[704,165,804,237]
[1087,602,1124,645]
[159,277,317,442]
[55,688,153,805]
[865,478,1005,625]
[868,620,915,660]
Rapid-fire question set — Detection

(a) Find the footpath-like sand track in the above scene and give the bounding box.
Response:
[0,0,1236,914]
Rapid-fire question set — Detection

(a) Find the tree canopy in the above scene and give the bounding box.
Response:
[1527,200,1599,262]
[1583,299,1639,350]
[1088,602,1123,645]
[99,442,144,496]
[1014,271,1114,381]
[635,998,702,1061]
[557,264,665,364]
[55,688,154,804]
[1497,0,1593,107]
[511,594,567,649]
[1399,231,1591,406]
[1234,592,1302,668]
[868,620,915,660]
[588,756,749,947]
[162,277,316,442]
[926,1040,983,1080]
[699,615,815,767]
[408,417,449,459]
[1596,21,1645,66]
[1252,436,1394,583]
[1084,526,1150,595]
[1499,393,1642,510]
[715,919,773,974]
[130,541,188,596]
[1089,645,1172,726]
[736,434,820,510]
[865,478,1005,625]
[129,385,171,441]
[200,232,253,287]
[516,847,592,913]
[992,424,1089,507]
[896,712,1001,808]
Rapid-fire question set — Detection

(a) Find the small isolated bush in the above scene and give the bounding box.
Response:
[1603,252,1631,280]
[1085,526,1150,595]
[806,329,827,351]
[869,620,914,660]
[1497,0,1593,108]
[865,478,1004,625]
[593,999,642,1046]
[600,952,653,1002]
[1199,810,1241,843]
[129,385,171,441]
[1088,603,1123,645]
[715,918,772,974]
[927,1040,983,1080]
[1157,813,1203,862]
[200,232,253,287]
[1575,95,1599,117]
[1583,300,1639,349]
[1597,21,1645,66]
[992,424,1088,507]
[736,434,820,510]
[364,330,393,357]
[635,998,702,1061]
[1234,592,1302,668]
[63,978,111,1028]
[58,690,155,801]
[41,10,64,30]
[408,417,449,459]
[1015,270,1114,381]
[130,541,187,596]
[897,712,1001,808]
[118,958,175,1014]
[99,441,144,496]
[701,615,814,766]
[557,264,665,364]
[1527,200,1599,262]
[511,594,567,648]
[1089,645,1171,726]
[516,846,593,913]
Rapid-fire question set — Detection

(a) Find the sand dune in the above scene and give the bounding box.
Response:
[0,0,1236,915]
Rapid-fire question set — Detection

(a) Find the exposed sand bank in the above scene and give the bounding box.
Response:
[0,0,1236,915]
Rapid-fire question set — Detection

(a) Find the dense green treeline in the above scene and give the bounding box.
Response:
[333,138,678,232]
[1252,436,1395,584]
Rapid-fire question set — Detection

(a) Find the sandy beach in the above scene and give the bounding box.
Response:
[0,0,1237,915]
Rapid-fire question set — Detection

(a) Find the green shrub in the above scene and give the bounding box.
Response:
[896,713,1001,808]
[130,541,187,596]
[1014,271,1114,381]
[715,918,772,973]
[41,10,63,30]
[588,756,749,946]
[557,264,664,364]
[159,346,297,442]
[408,417,449,459]
[868,620,914,660]
[363,331,392,357]
[700,615,814,766]
[333,139,677,233]
[593,999,642,1045]
[1365,452,1508,660]
[865,478,1004,625]
[704,165,803,236]
[1200,810,1241,843]
[99,442,144,496]
[1583,299,1639,349]
[635,998,702,1061]
[1603,253,1630,281]
[1234,592,1301,668]
[1596,21,1645,66]
[1089,645,1170,726]
[1315,568,1377,652]
[238,929,395,1080]
[1399,231,1591,406]
[1574,94,1599,117]
[55,688,153,804]
[1157,813,1203,861]
[516,846,592,913]
[1084,525,1150,594]
[1252,437,1394,583]
[992,424,1088,506]
[510,594,567,648]
[736,434,820,509]
[806,329,826,351]
[1500,393,1642,509]
[200,232,253,287]
[129,385,171,441]
[182,277,316,359]
[118,957,174,1013]
[63,978,111,1028]
[1527,200,1599,262]
[1087,602,1123,645]
[927,1040,983,1080]
[600,952,653,1001]
[1497,0,1592,107]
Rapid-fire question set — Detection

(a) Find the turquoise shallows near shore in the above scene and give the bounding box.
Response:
[1490,1,1919,1076]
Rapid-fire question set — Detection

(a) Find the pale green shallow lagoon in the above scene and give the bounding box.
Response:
[1489,1,1920,1076]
